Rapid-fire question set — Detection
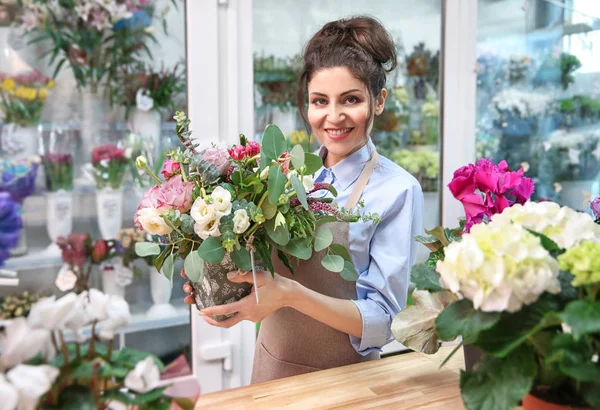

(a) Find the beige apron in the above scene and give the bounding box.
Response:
[251,150,381,384]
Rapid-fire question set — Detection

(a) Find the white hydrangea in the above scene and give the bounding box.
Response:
[436,220,560,313]
[490,89,552,119]
[492,201,600,249]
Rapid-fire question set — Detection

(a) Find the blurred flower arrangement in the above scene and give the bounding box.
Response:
[42,153,73,192]
[406,43,440,98]
[0,290,43,320]
[16,0,174,93]
[392,158,600,409]
[253,53,302,111]
[0,289,193,410]
[90,144,130,190]
[0,156,39,204]
[0,71,54,127]
[391,150,439,192]
[490,88,552,121]
[109,61,186,118]
[544,129,600,181]
[55,233,105,293]
[0,192,21,267]
[503,54,530,85]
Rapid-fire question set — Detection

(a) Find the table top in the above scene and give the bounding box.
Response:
[194,346,468,409]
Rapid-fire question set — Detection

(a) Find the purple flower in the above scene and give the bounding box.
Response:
[0,159,39,204]
[591,195,600,221]
[0,192,22,266]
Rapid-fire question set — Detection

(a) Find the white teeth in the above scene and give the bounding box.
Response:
[327,128,352,136]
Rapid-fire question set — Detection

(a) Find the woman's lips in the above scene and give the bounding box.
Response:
[325,127,353,141]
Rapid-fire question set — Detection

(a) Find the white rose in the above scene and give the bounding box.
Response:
[124,356,160,394]
[135,88,154,112]
[210,186,232,216]
[190,197,218,225]
[96,295,131,340]
[0,318,54,370]
[54,264,77,292]
[233,209,250,234]
[7,365,60,410]
[27,293,77,330]
[136,207,173,236]
[0,374,18,410]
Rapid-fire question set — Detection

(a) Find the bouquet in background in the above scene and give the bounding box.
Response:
[90,144,130,190]
[0,70,54,126]
[42,153,73,192]
[0,290,43,320]
[0,192,22,267]
[0,156,40,204]
[391,150,439,192]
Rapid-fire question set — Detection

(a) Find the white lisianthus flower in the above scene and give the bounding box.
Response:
[0,374,18,410]
[233,209,251,234]
[492,201,600,249]
[135,88,154,112]
[210,186,232,216]
[190,196,217,224]
[136,207,173,236]
[194,218,221,240]
[7,365,60,410]
[0,318,54,370]
[124,356,161,394]
[287,170,315,192]
[437,220,560,313]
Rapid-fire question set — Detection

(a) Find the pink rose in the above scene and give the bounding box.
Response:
[228,145,247,161]
[246,141,261,157]
[202,148,231,175]
[161,159,181,180]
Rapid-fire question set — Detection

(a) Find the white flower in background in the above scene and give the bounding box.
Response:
[75,2,93,21]
[259,166,269,180]
[82,288,110,322]
[492,201,600,249]
[124,356,161,394]
[135,88,154,112]
[7,365,59,410]
[210,186,232,216]
[0,374,18,410]
[436,220,560,313]
[96,295,131,340]
[63,292,92,342]
[136,207,173,236]
[548,129,587,149]
[233,209,251,234]
[105,3,132,22]
[287,170,315,192]
[490,88,552,119]
[568,148,581,165]
[0,318,54,370]
[54,264,78,292]
[27,293,77,330]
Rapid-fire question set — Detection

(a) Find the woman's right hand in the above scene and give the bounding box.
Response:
[181,269,195,305]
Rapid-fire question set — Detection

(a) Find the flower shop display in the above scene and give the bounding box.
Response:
[0,156,39,256]
[503,54,531,85]
[87,144,131,240]
[0,289,195,410]
[0,71,54,158]
[421,98,439,146]
[0,192,22,267]
[134,112,379,321]
[406,43,440,99]
[0,290,43,320]
[391,149,439,192]
[392,157,600,409]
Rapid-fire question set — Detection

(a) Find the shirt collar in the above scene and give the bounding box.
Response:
[317,140,375,191]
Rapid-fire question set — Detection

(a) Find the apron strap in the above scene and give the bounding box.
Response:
[344,149,379,209]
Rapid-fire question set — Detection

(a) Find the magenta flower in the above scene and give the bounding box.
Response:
[161,159,181,180]
[227,141,261,161]
[591,196,600,221]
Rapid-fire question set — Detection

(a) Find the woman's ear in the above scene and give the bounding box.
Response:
[375,89,387,116]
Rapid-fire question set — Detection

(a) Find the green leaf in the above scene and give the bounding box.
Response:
[265,217,290,246]
[474,297,562,358]
[162,253,175,282]
[526,229,562,253]
[55,386,97,410]
[314,226,333,252]
[267,165,287,205]
[304,152,323,175]
[321,254,344,272]
[231,247,252,272]
[559,299,600,338]
[152,246,170,273]
[410,264,444,292]
[290,174,309,210]
[328,244,352,263]
[582,384,600,409]
[460,344,536,410]
[261,124,287,162]
[339,261,359,281]
[435,299,501,342]
[316,215,338,226]
[276,249,295,275]
[184,250,204,282]
[547,333,600,382]
[129,387,168,405]
[112,348,165,372]
[556,270,579,307]
[424,248,444,270]
[70,361,96,380]
[424,226,450,246]
[135,242,161,257]
[261,200,277,220]
[414,234,443,252]
[198,237,226,264]
[282,238,312,260]
[290,144,305,170]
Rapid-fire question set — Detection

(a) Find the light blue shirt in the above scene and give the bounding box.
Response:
[313,140,424,355]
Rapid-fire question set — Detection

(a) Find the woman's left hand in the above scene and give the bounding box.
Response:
[199,270,295,328]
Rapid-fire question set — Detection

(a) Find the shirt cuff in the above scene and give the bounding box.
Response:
[350,299,393,356]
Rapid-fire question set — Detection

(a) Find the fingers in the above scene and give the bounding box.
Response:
[199,299,244,317]
[180,268,187,279]
[203,313,244,329]
[183,281,192,294]
[184,295,195,305]
[227,270,266,285]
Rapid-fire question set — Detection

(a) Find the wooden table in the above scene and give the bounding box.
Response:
[194,346,467,409]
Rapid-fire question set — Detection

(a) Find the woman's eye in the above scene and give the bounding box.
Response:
[312,98,327,106]
[345,96,359,104]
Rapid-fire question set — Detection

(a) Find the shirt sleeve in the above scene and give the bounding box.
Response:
[350,180,424,355]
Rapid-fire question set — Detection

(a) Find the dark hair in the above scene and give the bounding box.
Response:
[297,16,397,132]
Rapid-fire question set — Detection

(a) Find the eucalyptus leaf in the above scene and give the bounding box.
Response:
[340,261,359,281]
[265,217,290,246]
[411,264,444,292]
[231,247,252,272]
[328,244,352,263]
[267,165,287,205]
[184,250,204,282]
[290,174,309,210]
[290,144,305,170]
[316,215,338,226]
[314,226,333,252]
[282,238,312,260]
[135,242,161,257]
[304,152,323,175]
[162,253,175,284]
[424,226,450,247]
[198,237,226,264]
[261,124,287,162]
[321,254,344,272]
[261,200,277,220]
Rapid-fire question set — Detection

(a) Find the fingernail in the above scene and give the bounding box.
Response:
[227,271,238,279]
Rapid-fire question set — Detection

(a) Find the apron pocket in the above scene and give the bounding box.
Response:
[251,342,322,384]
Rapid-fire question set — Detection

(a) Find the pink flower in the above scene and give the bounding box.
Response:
[228,145,248,161]
[448,164,477,201]
[474,158,499,193]
[246,141,261,157]
[591,196,600,220]
[161,159,181,180]
[92,144,126,164]
[512,177,535,204]
[202,148,231,175]
[280,152,291,174]
[134,175,194,231]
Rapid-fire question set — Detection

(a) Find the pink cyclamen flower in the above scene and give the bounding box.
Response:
[202,148,231,175]
[134,175,194,230]
[448,164,478,201]
[161,159,181,180]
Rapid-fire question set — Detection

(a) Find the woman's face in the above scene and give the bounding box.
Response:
[307,66,385,167]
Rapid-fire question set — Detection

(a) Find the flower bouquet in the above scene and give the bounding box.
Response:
[0,289,194,410]
[392,158,600,410]
[134,112,377,320]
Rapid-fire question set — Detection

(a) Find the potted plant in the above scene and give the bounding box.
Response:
[559,53,582,91]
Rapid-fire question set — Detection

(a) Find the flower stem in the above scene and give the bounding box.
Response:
[88,321,97,359]
[58,331,70,369]
[257,191,269,208]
